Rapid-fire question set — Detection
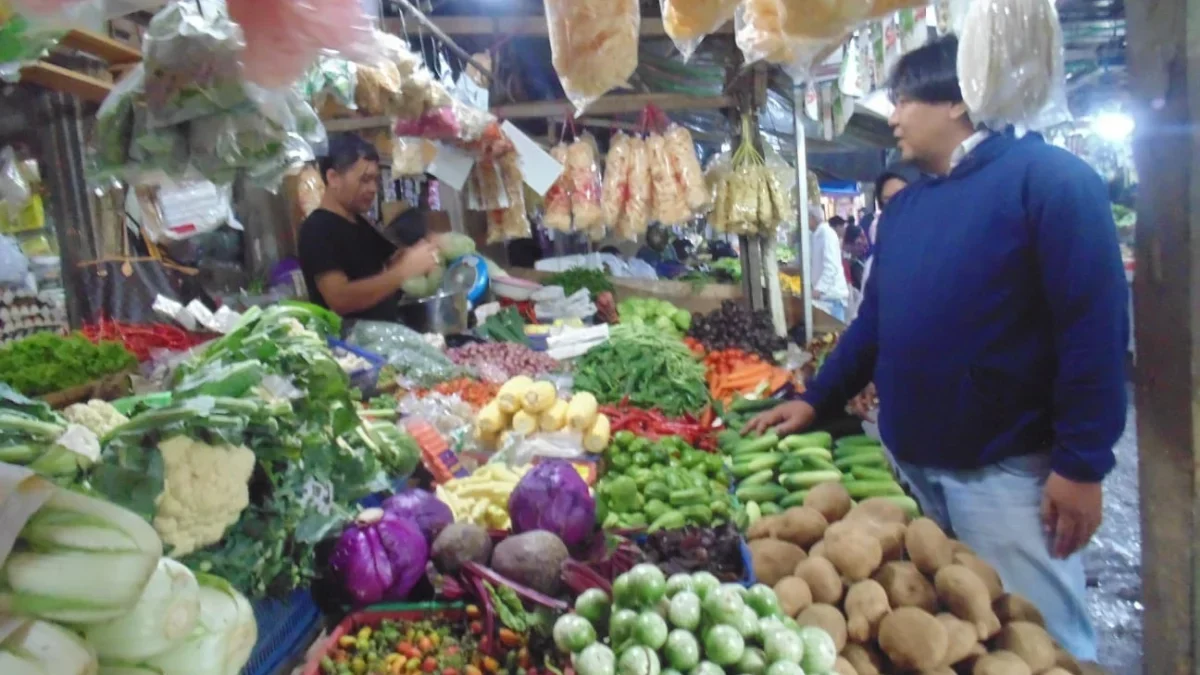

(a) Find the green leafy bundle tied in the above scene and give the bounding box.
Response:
[544,266,615,297]
[573,326,708,417]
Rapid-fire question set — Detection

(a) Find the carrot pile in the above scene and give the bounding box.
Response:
[419,378,500,410]
[703,348,793,404]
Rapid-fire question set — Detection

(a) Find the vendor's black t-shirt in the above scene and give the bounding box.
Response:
[298,208,399,322]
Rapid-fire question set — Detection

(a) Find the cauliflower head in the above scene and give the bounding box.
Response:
[62,399,128,436]
[152,435,257,557]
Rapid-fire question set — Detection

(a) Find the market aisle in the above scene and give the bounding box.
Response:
[1086,396,1141,673]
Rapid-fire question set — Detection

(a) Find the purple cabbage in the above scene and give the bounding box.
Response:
[382,490,454,543]
[508,460,596,548]
[331,508,429,605]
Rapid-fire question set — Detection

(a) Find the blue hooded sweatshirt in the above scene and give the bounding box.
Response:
[801,132,1128,482]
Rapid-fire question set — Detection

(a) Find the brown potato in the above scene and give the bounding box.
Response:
[878,607,949,672]
[805,481,853,522]
[844,579,891,642]
[994,593,1046,627]
[972,650,1032,675]
[776,506,829,548]
[873,561,938,613]
[936,612,985,667]
[955,552,1004,601]
[994,621,1056,673]
[935,564,1002,640]
[796,603,849,652]
[845,496,913,525]
[773,576,813,617]
[794,555,844,604]
[747,514,784,540]
[749,538,807,586]
[833,656,859,675]
[842,643,885,675]
[825,524,885,581]
[905,517,955,575]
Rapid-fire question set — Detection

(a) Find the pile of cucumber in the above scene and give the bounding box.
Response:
[719,425,917,524]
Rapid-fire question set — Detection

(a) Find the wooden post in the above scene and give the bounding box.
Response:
[1125,0,1199,670]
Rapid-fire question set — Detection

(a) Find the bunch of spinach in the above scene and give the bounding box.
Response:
[0,332,136,396]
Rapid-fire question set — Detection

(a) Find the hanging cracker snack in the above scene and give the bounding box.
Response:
[566,136,604,231]
[664,124,710,212]
[647,133,691,226]
[601,132,632,227]
[661,0,740,61]
[544,143,573,232]
[618,135,651,238]
[544,0,641,112]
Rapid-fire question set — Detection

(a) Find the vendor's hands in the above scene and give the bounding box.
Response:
[742,400,816,436]
[1041,472,1103,559]
[392,240,441,282]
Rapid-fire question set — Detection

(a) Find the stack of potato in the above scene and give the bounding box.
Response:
[744,482,1096,675]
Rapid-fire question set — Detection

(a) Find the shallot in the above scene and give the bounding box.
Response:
[446,342,560,383]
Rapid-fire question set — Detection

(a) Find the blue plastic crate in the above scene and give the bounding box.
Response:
[633,532,756,588]
[242,589,322,675]
[329,339,386,393]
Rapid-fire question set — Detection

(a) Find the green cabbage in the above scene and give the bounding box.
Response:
[438,233,476,260]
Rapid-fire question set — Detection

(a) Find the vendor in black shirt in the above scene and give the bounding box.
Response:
[298,134,440,322]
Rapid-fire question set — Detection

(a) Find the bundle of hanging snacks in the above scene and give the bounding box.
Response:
[647,133,690,226]
[601,132,632,228]
[736,0,871,72]
[617,135,652,238]
[661,0,740,60]
[544,143,573,232]
[665,124,711,213]
[544,0,641,112]
[709,116,790,236]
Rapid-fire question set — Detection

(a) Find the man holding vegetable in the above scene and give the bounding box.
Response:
[746,36,1127,660]
[299,134,441,322]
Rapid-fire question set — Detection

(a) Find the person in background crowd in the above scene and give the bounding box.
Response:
[748,35,1128,661]
[842,224,869,291]
[298,134,440,322]
[808,204,850,322]
[828,215,847,242]
[861,162,923,289]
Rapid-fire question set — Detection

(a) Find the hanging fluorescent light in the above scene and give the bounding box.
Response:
[1093,111,1134,142]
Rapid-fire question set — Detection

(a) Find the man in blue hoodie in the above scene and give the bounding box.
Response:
[747,36,1127,659]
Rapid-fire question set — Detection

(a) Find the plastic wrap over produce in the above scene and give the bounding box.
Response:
[544,0,640,112]
[600,132,630,228]
[566,135,603,236]
[347,320,467,387]
[660,0,739,61]
[735,0,867,77]
[142,2,247,128]
[618,135,651,239]
[957,0,1071,131]
[298,55,357,118]
[646,133,690,227]
[226,0,376,88]
[664,124,710,212]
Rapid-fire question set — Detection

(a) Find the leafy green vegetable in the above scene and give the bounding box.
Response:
[544,267,614,297]
[0,332,137,396]
[573,326,708,417]
[478,308,530,345]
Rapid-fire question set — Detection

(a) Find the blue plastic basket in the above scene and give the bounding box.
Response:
[328,339,386,393]
[242,589,322,675]
[633,532,756,588]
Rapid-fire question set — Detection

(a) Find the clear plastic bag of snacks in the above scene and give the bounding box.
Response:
[647,133,691,226]
[567,136,603,231]
[544,0,640,112]
[660,0,739,61]
[617,135,651,238]
[600,132,631,228]
[664,124,710,213]
[543,143,573,232]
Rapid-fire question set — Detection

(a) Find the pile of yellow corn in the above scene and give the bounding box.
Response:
[476,376,611,453]
[780,273,802,295]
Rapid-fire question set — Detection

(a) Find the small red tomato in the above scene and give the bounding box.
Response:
[422,658,438,673]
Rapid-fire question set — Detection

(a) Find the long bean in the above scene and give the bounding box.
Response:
[574,327,708,417]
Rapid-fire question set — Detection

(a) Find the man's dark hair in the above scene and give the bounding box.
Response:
[843,224,864,245]
[318,134,379,184]
[887,35,963,104]
[829,215,847,229]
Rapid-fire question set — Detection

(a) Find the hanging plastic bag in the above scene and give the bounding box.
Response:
[736,0,865,78]
[544,0,640,112]
[142,2,247,128]
[92,64,142,175]
[660,0,739,62]
[299,55,357,119]
[958,0,1071,131]
[663,124,709,212]
[600,132,631,228]
[392,137,436,176]
[646,133,690,226]
[227,0,376,89]
[866,0,932,18]
[543,143,573,232]
[763,145,796,228]
[705,149,733,233]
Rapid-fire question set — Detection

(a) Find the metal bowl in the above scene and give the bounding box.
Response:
[395,290,470,335]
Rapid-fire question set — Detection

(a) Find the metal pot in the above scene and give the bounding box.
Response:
[395,290,470,334]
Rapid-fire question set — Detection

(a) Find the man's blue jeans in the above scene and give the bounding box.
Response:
[895,455,1097,660]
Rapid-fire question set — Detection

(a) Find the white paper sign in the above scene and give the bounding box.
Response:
[427,142,476,191]
[501,121,564,196]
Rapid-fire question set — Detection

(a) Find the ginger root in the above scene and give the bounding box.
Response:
[804,481,853,522]
[797,603,848,652]
[935,564,1002,640]
[877,607,949,672]
[794,555,844,604]
[844,579,891,643]
[873,561,938,613]
[905,517,955,575]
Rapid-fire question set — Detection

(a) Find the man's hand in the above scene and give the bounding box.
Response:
[742,400,817,436]
[392,240,441,282]
[1040,472,1103,559]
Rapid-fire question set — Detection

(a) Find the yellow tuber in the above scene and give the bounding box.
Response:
[804,481,853,522]
[905,517,955,576]
[793,555,843,605]
[824,523,884,581]
[477,401,508,435]
[994,621,1057,672]
[796,603,848,652]
[773,576,813,617]
[935,564,1002,640]
[994,593,1046,627]
[511,410,539,435]
[844,579,891,643]
[877,607,949,672]
[972,650,1032,675]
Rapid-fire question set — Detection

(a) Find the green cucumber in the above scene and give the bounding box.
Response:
[759,502,783,516]
[741,469,777,486]
[834,454,888,471]
[669,488,708,506]
[732,432,780,456]
[731,396,783,413]
[778,470,844,490]
[835,434,880,448]
[782,445,834,462]
[833,444,886,459]
[779,491,809,508]
[844,480,906,499]
[872,495,922,518]
[735,484,789,504]
[782,431,832,449]
[732,453,782,478]
[851,465,895,482]
[804,457,840,472]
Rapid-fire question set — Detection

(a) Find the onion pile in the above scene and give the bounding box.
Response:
[447,342,561,383]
